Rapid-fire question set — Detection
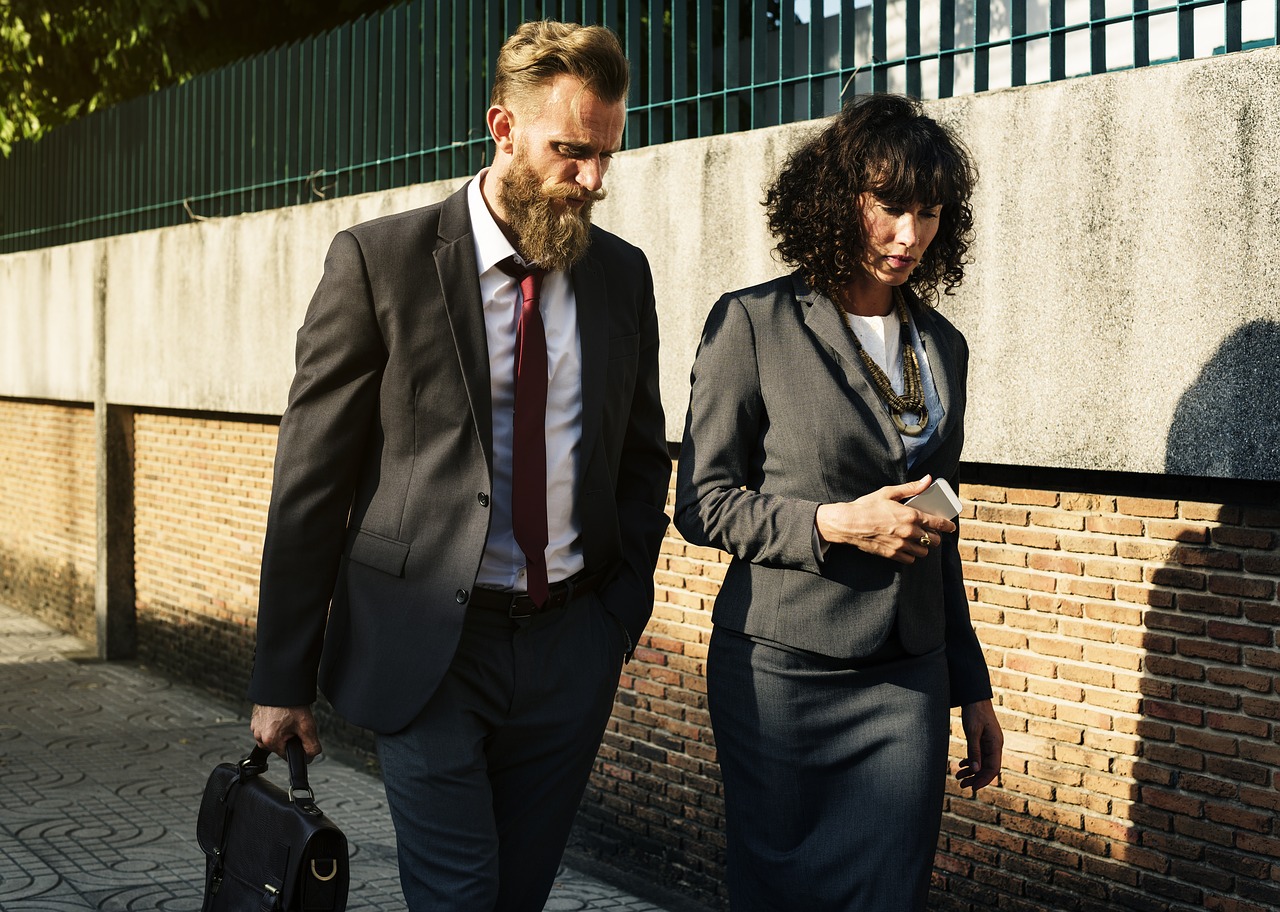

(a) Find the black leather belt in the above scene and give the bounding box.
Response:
[469,568,608,619]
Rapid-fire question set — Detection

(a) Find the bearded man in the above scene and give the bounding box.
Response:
[247,20,669,912]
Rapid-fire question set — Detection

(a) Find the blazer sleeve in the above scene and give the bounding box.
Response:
[941,513,993,707]
[598,253,673,647]
[248,230,387,707]
[674,293,824,571]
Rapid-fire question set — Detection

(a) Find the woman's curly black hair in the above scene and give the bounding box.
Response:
[765,93,976,306]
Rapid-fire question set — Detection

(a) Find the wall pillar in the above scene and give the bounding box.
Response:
[93,252,136,658]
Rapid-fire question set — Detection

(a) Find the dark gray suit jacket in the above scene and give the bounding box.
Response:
[248,183,671,734]
[674,273,990,706]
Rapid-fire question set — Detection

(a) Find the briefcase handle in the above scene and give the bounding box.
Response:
[239,738,322,814]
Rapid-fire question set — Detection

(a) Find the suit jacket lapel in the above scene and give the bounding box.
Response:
[572,244,608,481]
[434,184,495,470]
[796,275,907,463]
[910,299,960,466]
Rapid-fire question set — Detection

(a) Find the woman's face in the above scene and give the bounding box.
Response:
[858,194,941,288]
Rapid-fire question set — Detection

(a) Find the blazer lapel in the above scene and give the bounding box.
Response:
[571,246,608,482]
[797,275,906,463]
[434,184,495,470]
[910,300,960,466]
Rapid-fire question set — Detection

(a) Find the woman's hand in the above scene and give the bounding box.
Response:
[956,699,1003,794]
[814,476,956,563]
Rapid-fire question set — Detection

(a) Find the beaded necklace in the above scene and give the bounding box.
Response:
[841,288,929,437]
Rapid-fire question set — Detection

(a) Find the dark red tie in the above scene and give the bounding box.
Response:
[501,257,550,608]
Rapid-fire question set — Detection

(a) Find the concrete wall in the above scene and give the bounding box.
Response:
[2,50,1279,467]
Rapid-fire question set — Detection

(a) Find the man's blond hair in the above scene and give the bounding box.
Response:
[491,20,629,113]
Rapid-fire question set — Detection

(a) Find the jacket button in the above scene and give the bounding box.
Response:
[477,492,489,507]
[456,589,468,604]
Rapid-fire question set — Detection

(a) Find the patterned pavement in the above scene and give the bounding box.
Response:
[0,603,670,911]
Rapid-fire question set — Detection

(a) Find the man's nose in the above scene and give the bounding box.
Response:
[576,158,605,192]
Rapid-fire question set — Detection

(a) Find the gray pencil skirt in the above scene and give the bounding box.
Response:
[708,626,951,912]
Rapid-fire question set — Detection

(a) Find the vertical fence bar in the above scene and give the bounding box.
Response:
[872,0,889,93]
[696,0,714,136]
[1050,0,1066,81]
[808,0,827,117]
[1133,0,1151,66]
[839,1,856,100]
[648,0,666,144]
[1224,0,1243,51]
[939,0,957,97]
[974,0,991,91]
[1091,0,1107,72]
[779,0,796,124]
[1012,0,1028,85]
[724,0,741,132]
[1178,0,1195,58]
[672,0,690,140]
[906,0,922,97]
[750,0,769,126]
[625,0,644,145]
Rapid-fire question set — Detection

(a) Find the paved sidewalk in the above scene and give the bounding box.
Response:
[0,603,670,911]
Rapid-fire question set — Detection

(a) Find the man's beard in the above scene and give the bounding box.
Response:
[498,150,605,271]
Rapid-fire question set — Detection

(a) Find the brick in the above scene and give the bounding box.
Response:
[1086,515,1146,536]
[1208,575,1276,600]
[1028,552,1083,575]
[1144,700,1203,726]
[975,545,1028,568]
[1147,566,1207,590]
[1003,569,1060,592]
[1176,638,1241,664]
[1205,666,1273,693]
[1118,540,1178,562]
[1242,600,1280,625]
[1242,506,1280,527]
[1211,526,1274,549]
[1117,497,1178,518]
[1082,558,1145,582]
[1147,520,1210,543]
[1177,684,1240,709]
[1172,592,1241,617]
[1243,646,1280,671]
[1006,528,1066,550]
[961,484,1007,504]
[1007,488,1061,507]
[1242,551,1280,575]
[1171,546,1241,570]
[1143,655,1205,680]
[1030,508,1087,531]
[1060,534,1119,555]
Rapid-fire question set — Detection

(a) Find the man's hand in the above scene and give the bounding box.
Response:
[815,476,956,564]
[250,704,322,761]
[956,699,1003,794]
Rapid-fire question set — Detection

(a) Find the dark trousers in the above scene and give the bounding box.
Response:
[708,626,950,912]
[376,592,626,912]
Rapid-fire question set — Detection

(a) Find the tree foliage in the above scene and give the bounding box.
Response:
[0,0,399,154]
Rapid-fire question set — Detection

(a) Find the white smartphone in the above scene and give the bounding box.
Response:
[905,477,962,520]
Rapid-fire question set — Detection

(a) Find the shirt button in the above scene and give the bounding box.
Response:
[477,492,489,507]
[455,589,468,604]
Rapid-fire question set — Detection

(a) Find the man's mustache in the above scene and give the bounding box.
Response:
[543,184,608,204]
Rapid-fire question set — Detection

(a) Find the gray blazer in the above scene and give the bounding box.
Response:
[248,183,671,733]
[674,273,990,706]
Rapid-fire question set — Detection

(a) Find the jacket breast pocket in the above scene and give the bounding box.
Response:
[608,332,639,360]
[346,529,410,578]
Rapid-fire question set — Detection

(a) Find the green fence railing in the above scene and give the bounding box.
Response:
[1,0,1276,254]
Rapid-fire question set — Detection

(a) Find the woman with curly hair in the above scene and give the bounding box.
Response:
[675,94,1003,911]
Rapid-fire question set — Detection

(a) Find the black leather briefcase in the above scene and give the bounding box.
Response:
[196,739,349,912]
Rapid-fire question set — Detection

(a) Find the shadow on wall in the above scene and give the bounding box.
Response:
[1165,320,1280,482]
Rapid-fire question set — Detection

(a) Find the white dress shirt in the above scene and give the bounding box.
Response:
[468,170,586,591]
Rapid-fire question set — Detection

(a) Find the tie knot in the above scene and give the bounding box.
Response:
[497,255,546,284]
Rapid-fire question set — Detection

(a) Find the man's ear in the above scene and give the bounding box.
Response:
[487,105,516,155]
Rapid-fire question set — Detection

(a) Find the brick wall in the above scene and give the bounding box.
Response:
[7,406,1278,911]
[132,412,277,695]
[577,465,1280,912]
[933,486,1280,912]
[0,398,96,640]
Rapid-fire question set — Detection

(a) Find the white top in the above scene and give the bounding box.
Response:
[468,171,586,591]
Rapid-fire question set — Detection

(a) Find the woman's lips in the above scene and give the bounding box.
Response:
[886,255,915,269]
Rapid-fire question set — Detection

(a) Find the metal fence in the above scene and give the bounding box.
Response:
[2,0,1276,254]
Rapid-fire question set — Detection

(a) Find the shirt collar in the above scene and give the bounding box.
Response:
[467,168,521,277]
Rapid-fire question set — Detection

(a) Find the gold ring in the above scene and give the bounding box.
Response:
[919,533,932,547]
